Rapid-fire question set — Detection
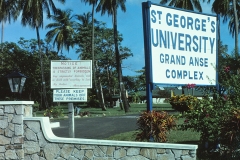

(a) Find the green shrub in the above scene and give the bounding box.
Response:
[87,95,100,107]
[178,96,222,146]
[43,106,64,118]
[219,108,240,157]
[136,110,176,142]
[176,63,240,158]
[169,94,200,113]
[32,102,39,112]
[163,98,170,103]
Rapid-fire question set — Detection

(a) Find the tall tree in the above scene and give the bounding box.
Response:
[0,0,19,43]
[211,0,239,55]
[232,0,239,55]
[81,1,108,111]
[96,28,133,108]
[45,9,75,53]
[18,0,65,109]
[75,13,107,110]
[81,0,98,60]
[81,0,98,86]
[74,12,93,59]
[159,0,203,12]
[96,0,130,113]
[0,0,19,67]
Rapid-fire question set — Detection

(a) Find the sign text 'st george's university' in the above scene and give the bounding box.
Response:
[143,2,217,86]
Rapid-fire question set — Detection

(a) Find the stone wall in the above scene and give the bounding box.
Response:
[0,101,198,160]
[0,101,34,159]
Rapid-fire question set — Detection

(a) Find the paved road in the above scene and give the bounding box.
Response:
[51,115,139,139]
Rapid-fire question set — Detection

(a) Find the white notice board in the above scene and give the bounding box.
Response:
[51,60,92,88]
[53,89,87,102]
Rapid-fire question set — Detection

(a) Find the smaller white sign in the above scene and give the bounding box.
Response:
[53,89,87,102]
[51,60,92,89]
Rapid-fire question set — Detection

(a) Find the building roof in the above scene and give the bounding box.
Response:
[128,87,209,98]
[128,88,170,98]
[172,88,205,97]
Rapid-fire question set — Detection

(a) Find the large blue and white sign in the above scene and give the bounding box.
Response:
[147,4,217,85]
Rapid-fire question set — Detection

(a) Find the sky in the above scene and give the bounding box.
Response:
[2,0,238,77]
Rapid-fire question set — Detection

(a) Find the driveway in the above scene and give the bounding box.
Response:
[51,115,139,139]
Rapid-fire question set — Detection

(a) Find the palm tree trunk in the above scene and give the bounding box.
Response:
[91,3,106,111]
[107,65,113,107]
[106,64,113,108]
[1,21,4,66]
[91,3,98,103]
[113,4,129,113]
[98,73,106,110]
[36,26,49,109]
[233,0,239,56]
[91,3,96,94]
[95,62,106,110]
[1,21,3,44]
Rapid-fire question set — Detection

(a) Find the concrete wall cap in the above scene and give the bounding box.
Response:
[0,101,34,105]
[23,117,198,150]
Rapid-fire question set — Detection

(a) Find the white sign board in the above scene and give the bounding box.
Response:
[149,4,217,85]
[53,89,87,102]
[51,60,92,88]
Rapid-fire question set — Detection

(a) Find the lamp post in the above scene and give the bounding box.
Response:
[6,70,27,99]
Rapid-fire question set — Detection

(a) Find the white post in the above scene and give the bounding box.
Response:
[68,103,75,138]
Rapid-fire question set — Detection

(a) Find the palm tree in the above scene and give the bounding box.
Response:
[18,0,65,109]
[159,0,203,12]
[0,0,19,43]
[81,0,98,77]
[74,12,92,59]
[211,0,239,56]
[75,12,107,111]
[232,0,239,55]
[81,1,108,111]
[81,0,98,60]
[96,0,130,113]
[45,9,75,53]
[0,0,20,68]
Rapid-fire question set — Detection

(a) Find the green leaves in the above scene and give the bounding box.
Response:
[178,96,224,143]
[0,38,69,108]
[169,94,200,112]
[136,111,176,142]
[43,106,64,118]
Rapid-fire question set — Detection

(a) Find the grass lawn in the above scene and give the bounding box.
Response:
[35,103,176,117]
[105,129,200,144]
[105,117,200,145]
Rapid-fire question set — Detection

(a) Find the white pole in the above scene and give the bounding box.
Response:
[68,103,75,138]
